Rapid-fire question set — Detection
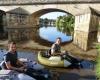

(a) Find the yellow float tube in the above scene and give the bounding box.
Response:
[38,52,71,67]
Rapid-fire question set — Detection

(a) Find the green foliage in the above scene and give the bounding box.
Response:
[96,44,100,79]
[55,15,75,36]
[44,18,49,24]
[96,44,100,53]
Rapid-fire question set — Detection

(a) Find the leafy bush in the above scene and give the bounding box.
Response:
[96,44,100,79]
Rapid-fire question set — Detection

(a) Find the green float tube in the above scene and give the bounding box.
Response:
[38,51,71,67]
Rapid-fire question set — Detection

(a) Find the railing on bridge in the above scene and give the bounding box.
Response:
[0,0,100,5]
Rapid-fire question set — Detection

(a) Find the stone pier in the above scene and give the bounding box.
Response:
[74,7,99,51]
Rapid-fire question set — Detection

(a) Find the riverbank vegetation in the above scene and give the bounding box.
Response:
[96,44,100,79]
[55,15,75,36]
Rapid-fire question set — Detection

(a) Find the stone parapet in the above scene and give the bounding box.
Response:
[0,0,99,5]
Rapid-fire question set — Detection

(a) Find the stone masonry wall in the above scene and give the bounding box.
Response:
[74,9,99,51]
[74,13,91,51]
[8,27,34,42]
[74,31,89,51]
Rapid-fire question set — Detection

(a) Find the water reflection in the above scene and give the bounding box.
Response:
[81,60,94,69]
[39,26,72,43]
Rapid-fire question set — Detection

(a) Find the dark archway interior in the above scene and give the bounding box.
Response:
[0,10,7,39]
[31,8,72,18]
[0,10,5,33]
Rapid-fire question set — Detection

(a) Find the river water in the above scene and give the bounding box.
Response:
[0,49,96,80]
[0,49,37,61]
[0,49,94,69]
[39,26,72,43]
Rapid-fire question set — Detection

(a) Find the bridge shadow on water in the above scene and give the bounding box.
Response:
[59,72,96,80]
[33,35,72,47]
[48,60,96,80]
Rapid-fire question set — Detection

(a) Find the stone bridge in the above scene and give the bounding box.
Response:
[0,0,100,51]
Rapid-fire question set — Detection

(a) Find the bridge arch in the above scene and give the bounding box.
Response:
[30,8,73,26]
[0,5,99,51]
[31,8,70,17]
[29,7,100,51]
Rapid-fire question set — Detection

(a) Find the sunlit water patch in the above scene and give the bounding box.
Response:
[39,26,72,43]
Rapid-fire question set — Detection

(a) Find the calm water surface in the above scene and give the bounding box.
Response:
[0,49,37,61]
[0,49,94,70]
[39,26,72,42]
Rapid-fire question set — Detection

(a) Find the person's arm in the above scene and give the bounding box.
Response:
[16,59,27,68]
[5,61,25,72]
[51,44,55,55]
[17,60,24,66]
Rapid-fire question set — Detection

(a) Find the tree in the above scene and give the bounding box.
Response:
[55,15,75,36]
[44,18,49,27]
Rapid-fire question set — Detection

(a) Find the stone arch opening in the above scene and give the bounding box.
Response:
[30,8,73,26]
[32,8,69,17]
[29,8,74,46]
[29,7,100,51]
